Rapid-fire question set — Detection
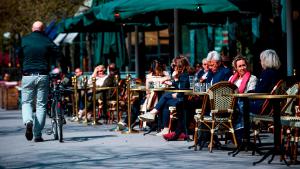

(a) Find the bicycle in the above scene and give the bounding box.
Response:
[46,73,69,142]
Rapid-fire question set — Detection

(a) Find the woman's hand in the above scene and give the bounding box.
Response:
[92,66,100,77]
[171,93,177,99]
[163,80,172,86]
[199,78,205,83]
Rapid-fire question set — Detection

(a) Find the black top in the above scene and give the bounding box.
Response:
[254,68,280,93]
[19,31,63,74]
[206,66,232,84]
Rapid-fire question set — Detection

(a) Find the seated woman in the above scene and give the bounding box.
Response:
[138,56,190,136]
[228,55,257,143]
[196,58,210,83]
[249,49,282,114]
[78,65,108,121]
[118,60,170,130]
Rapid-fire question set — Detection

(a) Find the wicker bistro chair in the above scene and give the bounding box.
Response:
[194,81,238,152]
[279,83,300,164]
[251,80,286,145]
[139,91,158,129]
[106,79,128,124]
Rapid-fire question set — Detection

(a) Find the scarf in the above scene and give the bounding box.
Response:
[229,71,251,93]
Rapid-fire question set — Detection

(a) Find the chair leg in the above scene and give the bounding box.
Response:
[168,107,177,133]
[118,110,122,122]
[229,122,238,146]
[292,128,299,164]
[193,123,199,151]
[209,121,215,153]
[108,110,114,124]
[98,106,102,121]
[253,122,260,146]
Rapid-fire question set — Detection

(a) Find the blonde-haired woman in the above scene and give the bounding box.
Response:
[229,55,257,143]
[229,55,257,94]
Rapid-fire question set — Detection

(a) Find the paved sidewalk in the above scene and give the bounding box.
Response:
[0,109,295,169]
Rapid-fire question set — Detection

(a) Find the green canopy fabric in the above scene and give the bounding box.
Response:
[102,0,239,21]
[59,0,241,33]
[57,0,244,71]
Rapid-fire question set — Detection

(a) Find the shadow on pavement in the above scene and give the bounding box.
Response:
[63,135,117,142]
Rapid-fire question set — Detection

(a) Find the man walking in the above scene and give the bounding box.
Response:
[19,21,63,142]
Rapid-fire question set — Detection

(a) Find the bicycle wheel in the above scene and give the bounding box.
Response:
[51,101,58,140]
[52,119,58,140]
[56,101,63,142]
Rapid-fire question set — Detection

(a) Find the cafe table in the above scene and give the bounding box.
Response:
[130,87,175,134]
[223,93,268,157]
[185,91,209,149]
[248,94,300,166]
[123,85,148,134]
[71,76,90,123]
[139,88,193,135]
[160,89,193,136]
[226,93,300,165]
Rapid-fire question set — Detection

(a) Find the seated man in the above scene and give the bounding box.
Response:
[206,51,232,85]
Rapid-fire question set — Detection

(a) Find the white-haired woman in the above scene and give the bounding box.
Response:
[250,49,282,114]
[254,49,281,93]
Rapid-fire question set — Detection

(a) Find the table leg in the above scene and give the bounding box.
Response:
[253,99,289,166]
[229,97,262,157]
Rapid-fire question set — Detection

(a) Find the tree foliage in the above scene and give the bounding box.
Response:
[0,0,82,46]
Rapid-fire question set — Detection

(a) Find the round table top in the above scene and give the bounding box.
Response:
[149,87,176,92]
[130,86,147,91]
[95,86,116,91]
[187,92,208,96]
[163,89,193,93]
[247,94,300,99]
[75,86,92,90]
[223,93,269,98]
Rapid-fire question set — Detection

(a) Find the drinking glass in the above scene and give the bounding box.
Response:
[148,81,154,89]
[189,76,195,89]
[130,79,136,88]
[200,83,206,92]
[194,82,200,92]
[206,83,211,91]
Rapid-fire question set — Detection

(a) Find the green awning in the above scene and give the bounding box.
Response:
[59,0,242,33]
[106,0,239,21]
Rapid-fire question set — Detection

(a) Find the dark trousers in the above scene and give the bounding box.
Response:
[154,92,180,128]
[125,98,142,125]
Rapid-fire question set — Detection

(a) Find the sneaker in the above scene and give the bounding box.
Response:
[156,128,169,136]
[163,132,188,141]
[34,137,44,142]
[117,121,127,131]
[138,112,156,122]
[25,121,33,141]
[163,132,176,140]
[178,133,188,141]
[78,109,85,118]
[69,116,78,122]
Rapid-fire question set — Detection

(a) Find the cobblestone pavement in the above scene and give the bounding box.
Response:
[0,109,296,169]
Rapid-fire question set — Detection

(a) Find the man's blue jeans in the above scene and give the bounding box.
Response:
[22,75,49,138]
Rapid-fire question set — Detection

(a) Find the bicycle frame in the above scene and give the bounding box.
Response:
[49,75,65,142]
